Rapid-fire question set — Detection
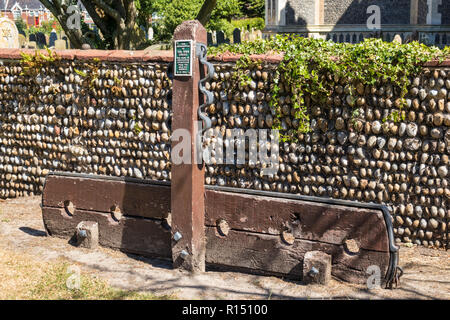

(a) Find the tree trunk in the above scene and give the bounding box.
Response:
[196,0,217,26]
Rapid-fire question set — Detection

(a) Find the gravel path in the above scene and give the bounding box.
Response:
[0,196,448,300]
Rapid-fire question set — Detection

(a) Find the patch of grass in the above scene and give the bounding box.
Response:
[0,249,175,300]
[1,219,10,223]
[31,262,175,300]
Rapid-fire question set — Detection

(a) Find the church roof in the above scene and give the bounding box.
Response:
[0,0,46,10]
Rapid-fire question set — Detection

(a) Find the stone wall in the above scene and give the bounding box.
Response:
[204,54,449,249]
[0,50,173,199]
[285,0,314,25]
[324,0,412,25]
[283,0,449,26]
[0,49,448,249]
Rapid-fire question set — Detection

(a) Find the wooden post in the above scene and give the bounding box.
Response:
[171,20,207,272]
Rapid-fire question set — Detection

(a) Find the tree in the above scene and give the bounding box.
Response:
[153,0,237,41]
[196,0,216,26]
[15,19,27,35]
[39,0,143,49]
[38,0,218,49]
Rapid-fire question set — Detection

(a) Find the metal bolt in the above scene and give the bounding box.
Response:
[180,250,189,259]
[308,266,319,277]
[173,231,182,241]
[78,229,87,238]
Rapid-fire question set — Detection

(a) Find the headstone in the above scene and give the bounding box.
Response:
[62,35,72,49]
[255,30,262,39]
[18,34,26,48]
[148,26,154,40]
[27,41,37,49]
[243,30,250,41]
[36,32,46,48]
[207,32,213,46]
[49,29,57,47]
[55,39,67,50]
[393,34,403,44]
[0,17,19,48]
[233,28,241,44]
[216,30,225,45]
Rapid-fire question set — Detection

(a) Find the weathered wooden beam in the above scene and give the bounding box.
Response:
[205,190,390,252]
[42,206,171,259]
[205,227,390,284]
[43,173,170,220]
[171,20,207,272]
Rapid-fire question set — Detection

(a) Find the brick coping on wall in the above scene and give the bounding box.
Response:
[0,48,447,66]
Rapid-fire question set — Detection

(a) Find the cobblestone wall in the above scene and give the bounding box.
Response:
[204,55,449,249]
[0,50,173,198]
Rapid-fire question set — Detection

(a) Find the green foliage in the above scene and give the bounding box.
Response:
[135,0,157,29]
[241,0,264,18]
[20,48,61,77]
[152,0,204,40]
[210,0,241,23]
[211,17,265,38]
[28,19,62,37]
[231,17,265,31]
[15,19,27,35]
[211,36,449,141]
[152,0,245,41]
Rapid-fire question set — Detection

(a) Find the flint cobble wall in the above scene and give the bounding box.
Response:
[0,49,448,248]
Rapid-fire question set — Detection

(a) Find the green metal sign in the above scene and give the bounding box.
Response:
[174,40,193,77]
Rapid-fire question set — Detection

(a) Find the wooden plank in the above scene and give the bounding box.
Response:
[205,190,389,252]
[42,175,170,219]
[205,227,390,284]
[42,206,171,259]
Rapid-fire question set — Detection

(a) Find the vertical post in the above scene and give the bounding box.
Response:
[171,20,206,272]
[410,0,419,25]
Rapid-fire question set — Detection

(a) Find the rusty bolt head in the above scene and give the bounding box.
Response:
[77,229,87,238]
[173,231,182,241]
[180,250,189,259]
[308,266,319,277]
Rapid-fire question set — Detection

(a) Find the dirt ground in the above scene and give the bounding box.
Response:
[0,196,448,300]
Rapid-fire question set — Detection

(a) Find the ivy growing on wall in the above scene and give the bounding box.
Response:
[210,36,449,141]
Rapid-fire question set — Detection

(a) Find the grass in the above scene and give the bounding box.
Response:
[0,249,175,300]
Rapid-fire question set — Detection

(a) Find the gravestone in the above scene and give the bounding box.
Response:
[233,28,241,44]
[148,26,154,40]
[62,36,69,49]
[18,34,26,48]
[255,30,263,39]
[36,32,47,48]
[49,29,58,47]
[207,32,213,46]
[27,41,37,49]
[55,39,67,50]
[216,30,225,45]
[243,30,250,41]
[0,17,19,48]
